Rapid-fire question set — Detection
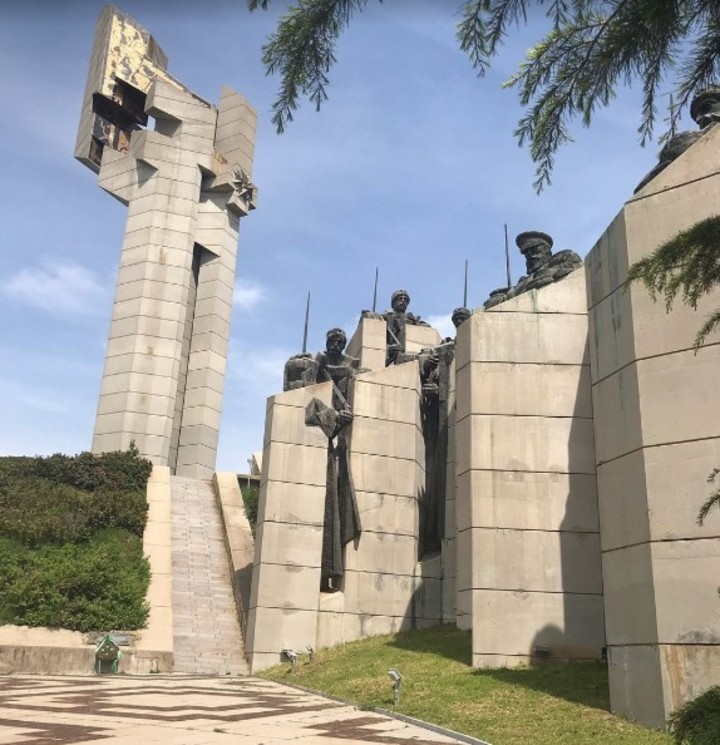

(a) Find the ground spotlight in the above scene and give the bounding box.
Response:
[388,668,402,705]
[282,649,298,671]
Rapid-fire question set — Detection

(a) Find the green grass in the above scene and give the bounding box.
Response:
[260,626,671,745]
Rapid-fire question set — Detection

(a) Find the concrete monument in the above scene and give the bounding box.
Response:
[76,5,257,477]
[69,9,720,729]
[248,120,720,728]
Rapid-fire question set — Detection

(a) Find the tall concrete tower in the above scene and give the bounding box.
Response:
[75,6,257,477]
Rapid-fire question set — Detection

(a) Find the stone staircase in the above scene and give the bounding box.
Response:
[170,476,248,674]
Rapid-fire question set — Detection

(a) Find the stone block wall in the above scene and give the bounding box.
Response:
[247,357,449,671]
[405,324,442,355]
[346,317,441,371]
[443,357,458,624]
[245,383,331,673]
[316,362,442,649]
[347,317,386,370]
[588,125,720,726]
[455,270,605,667]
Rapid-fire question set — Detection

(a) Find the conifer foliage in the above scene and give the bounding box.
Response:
[626,214,720,348]
[668,684,720,744]
[250,0,720,190]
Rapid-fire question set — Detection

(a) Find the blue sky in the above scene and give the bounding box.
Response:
[0,1,685,471]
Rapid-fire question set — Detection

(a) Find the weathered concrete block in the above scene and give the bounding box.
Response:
[456,361,591,421]
[470,528,603,595]
[457,469,599,534]
[456,414,596,476]
[472,590,606,663]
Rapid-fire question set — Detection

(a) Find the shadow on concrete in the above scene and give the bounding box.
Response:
[503,346,608,711]
[233,563,253,636]
[526,339,605,667]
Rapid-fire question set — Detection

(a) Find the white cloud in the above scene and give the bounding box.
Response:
[0,259,108,319]
[227,343,292,391]
[232,280,266,310]
[426,313,455,339]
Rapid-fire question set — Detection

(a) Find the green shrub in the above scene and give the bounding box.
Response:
[0,444,152,494]
[668,686,720,744]
[240,481,259,535]
[0,447,152,631]
[0,530,149,631]
[0,478,92,546]
[0,447,151,546]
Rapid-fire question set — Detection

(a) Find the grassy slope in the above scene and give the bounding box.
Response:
[261,626,671,745]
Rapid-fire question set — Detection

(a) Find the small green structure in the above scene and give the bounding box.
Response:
[95,635,121,674]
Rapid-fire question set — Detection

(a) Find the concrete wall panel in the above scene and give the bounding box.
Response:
[464,311,590,366]
[456,414,596,476]
[472,590,606,663]
[457,469,599,534]
[602,543,659,646]
[470,528,602,594]
[456,362,592,420]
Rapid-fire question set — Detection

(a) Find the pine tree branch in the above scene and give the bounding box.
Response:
[505,0,695,190]
[508,7,624,189]
[486,0,531,55]
[698,468,720,524]
[260,0,374,133]
[457,1,491,76]
[255,0,720,188]
[674,3,720,117]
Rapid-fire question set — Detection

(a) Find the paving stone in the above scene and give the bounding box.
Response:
[0,676,471,744]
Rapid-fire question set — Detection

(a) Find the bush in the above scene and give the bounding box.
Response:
[0,447,153,631]
[0,531,150,631]
[0,447,151,546]
[0,444,152,494]
[240,481,259,535]
[668,686,720,744]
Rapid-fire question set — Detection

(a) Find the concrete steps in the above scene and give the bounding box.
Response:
[170,475,248,675]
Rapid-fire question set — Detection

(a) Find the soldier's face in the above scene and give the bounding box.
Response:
[525,244,551,274]
[393,294,409,312]
[695,97,720,128]
[452,311,470,328]
[326,335,345,356]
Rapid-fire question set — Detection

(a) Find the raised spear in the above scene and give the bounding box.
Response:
[372,267,379,313]
[504,223,512,288]
[463,259,468,307]
[301,291,310,354]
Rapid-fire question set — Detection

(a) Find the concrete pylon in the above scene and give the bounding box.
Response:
[75,6,257,477]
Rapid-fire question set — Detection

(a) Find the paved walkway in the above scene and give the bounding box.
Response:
[0,675,472,744]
